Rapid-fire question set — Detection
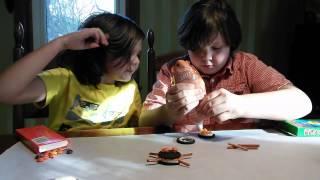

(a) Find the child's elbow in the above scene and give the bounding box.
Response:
[298,91,313,118]
[138,110,149,127]
[303,95,313,116]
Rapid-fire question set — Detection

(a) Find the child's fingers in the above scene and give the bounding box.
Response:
[169,94,200,108]
[198,90,221,109]
[93,30,101,44]
[215,111,232,122]
[207,103,227,117]
[167,94,201,117]
[83,28,107,47]
[168,99,185,111]
[82,29,100,46]
[167,89,202,102]
[96,29,109,46]
[177,101,199,115]
[168,83,195,94]
[202,90,221,102]
[203,95,225,111]
[88,43,100,49]
[102,33,109,46]
[197,100,210,115]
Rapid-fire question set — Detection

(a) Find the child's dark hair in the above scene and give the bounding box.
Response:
[178,0,241,56]
[59,12,145,87]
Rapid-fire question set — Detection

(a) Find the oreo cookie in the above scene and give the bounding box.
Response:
[158,151,181,159]
[158,150,182,165]
[176,136,195,144]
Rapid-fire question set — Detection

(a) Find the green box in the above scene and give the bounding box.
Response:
[280,119,320,137]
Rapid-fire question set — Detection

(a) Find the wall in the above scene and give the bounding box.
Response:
[0,1,14,134]
[228,0,304,73]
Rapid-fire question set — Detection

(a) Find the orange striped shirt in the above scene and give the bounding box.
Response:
[143,51,292,132]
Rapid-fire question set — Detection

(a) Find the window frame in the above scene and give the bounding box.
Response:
[32,0,122,49]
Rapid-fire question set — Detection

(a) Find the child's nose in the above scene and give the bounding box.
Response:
[130,57,140,67]
[201,48,214,61]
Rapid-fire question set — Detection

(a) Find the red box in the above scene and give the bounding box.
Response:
[16,125,68,154]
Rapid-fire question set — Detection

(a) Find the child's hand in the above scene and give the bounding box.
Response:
[59,28,109,50]
[165,83,205,120]
[197,88,244,123]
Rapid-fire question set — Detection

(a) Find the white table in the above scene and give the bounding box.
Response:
[0,129,320,180]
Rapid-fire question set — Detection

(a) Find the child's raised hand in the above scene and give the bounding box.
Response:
[59,28,109,50]
[165,83,205,119]
[197,88,245,123]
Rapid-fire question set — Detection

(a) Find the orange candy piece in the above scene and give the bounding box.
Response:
[35,148,65,162]
[160,146,178,152]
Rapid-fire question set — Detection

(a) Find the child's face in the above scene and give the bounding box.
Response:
[104,40,142,83]
[188,34,230,75]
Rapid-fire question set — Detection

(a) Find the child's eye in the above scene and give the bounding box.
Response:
[211,46,221,50]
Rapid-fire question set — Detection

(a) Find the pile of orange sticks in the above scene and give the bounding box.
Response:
[35,147,73,162]
[227,143,260,151]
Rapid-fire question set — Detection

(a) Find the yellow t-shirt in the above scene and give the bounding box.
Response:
[38,68,141,131]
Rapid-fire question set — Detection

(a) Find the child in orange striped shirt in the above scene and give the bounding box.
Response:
[140,0,312,132]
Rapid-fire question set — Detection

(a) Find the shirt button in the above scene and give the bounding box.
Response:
[210,78,215,84]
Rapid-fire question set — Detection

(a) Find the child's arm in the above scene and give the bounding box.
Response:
[197,84,312,122]
[0,28,108,104]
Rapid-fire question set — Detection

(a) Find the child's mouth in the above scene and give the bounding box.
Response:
[126,70,135,74]
[202,65,215,68]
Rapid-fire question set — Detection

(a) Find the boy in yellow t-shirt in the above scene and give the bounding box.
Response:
[0,12,144,132]
[38,68,141,131]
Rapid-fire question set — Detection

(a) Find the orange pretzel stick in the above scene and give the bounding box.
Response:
[228,143,248,151]
[146,163,158,166]
[179,160,190,167]
[149,155,159,158]
[227,146,235,149]
[147,159,159,162]
[227,146,258,150]
[238,144,260,148]
[182,153,193,157]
